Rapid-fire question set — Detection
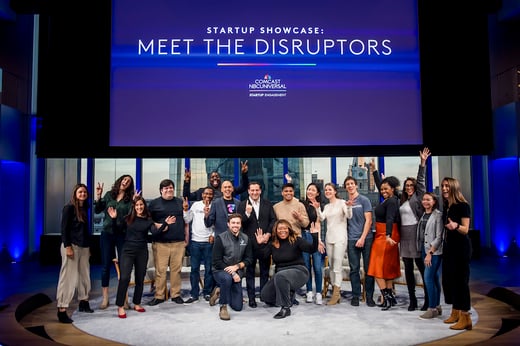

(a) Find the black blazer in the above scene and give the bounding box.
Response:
[237,198,277,240]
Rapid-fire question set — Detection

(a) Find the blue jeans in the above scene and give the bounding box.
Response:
[423,248,442,308]
[347,237,375,299]
[213,270,244,311]
[100,231,126,287]
[302,231,323,293]
[189,241,214,297]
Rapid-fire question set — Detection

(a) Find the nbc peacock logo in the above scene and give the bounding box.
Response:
[249,73,287,98]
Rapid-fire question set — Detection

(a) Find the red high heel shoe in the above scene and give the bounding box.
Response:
[118,308,127,318]
[134,307,146,313]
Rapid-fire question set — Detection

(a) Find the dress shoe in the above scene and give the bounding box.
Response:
[366,296,376,307]
[184,297,199,304]
[351,297,360,306]
[171,296,185,304]
[78,300,94,313]
[248,300,257,308]
[57,309,73,323]
[273,307,291,319]
[134,306,146,313]
[147,298,165,306]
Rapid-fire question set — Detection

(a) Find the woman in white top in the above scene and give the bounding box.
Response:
[316,183,352,305]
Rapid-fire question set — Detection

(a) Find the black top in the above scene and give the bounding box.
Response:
[60,204,90,248]
[374,196,400,236]
[443,201,472,257]
[237,198,277,242]
[148,197,185,242]
[123,217,157,249]
[258,234,318,271]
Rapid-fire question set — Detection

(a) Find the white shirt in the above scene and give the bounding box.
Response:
[184,200,214,242]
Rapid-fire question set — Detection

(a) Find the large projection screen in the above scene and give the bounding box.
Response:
[109,0,422,149]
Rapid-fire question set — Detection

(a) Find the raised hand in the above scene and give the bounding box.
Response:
[184,168,191,182]
[284,173,292,183]
[420,147,431,165]
[203,200,210,215]
[165,215,176,225]
[245,199,253,215]
[369,158,376,171]
[133,189,142,200]
[96,182,104,199]
[241,160,248,174]
[309,196,320,209]
[255,228,267,244]
[291,209,301,221]
[107,206,117,219]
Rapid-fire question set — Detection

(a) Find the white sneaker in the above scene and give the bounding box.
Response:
[306,291,314,303]
[315,293,323,305]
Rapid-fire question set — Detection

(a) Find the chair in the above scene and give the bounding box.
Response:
[322,252,424,303]
[322,252,366,301]
[145,247,204,299]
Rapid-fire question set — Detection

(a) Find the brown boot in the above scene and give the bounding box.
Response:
[100,287,109,310]
[450,311,472,330]
[443,308,460,324]
[219,305,230,320]
[327,285,341,305]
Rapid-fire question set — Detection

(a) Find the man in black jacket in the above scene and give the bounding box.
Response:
[237,182,277,308]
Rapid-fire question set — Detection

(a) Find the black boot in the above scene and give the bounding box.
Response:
[57,309,73,323]
[420,294,429,311]
[381,289,392,311]
[408,295,417,311]
[389,288,397,306]
[378,289,389,309]
[273,307,291,319]
[79,300,94,313]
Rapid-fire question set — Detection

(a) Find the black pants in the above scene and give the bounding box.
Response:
[261,265,309,308]
[246,250,271,300]
[402,257,427,301]
[115,245,148,307]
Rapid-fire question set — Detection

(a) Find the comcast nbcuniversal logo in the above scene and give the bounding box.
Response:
[249,74,287,98]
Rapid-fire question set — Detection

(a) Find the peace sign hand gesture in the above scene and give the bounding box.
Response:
[240,160,248,174]
[96,182,104,199]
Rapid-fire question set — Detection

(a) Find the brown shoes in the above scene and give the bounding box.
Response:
[219,305,230,320]
[209,287,220,306]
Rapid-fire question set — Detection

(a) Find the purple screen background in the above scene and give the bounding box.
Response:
[110,0,421,148]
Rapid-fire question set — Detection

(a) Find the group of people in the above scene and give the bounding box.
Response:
[56,150,474,330]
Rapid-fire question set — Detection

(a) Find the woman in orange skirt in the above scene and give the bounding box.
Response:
[367,176,401,310]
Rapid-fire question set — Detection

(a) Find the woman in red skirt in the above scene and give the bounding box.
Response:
[367,176,401,310]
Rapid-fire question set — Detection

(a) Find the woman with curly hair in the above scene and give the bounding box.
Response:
[94,174,138,309]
